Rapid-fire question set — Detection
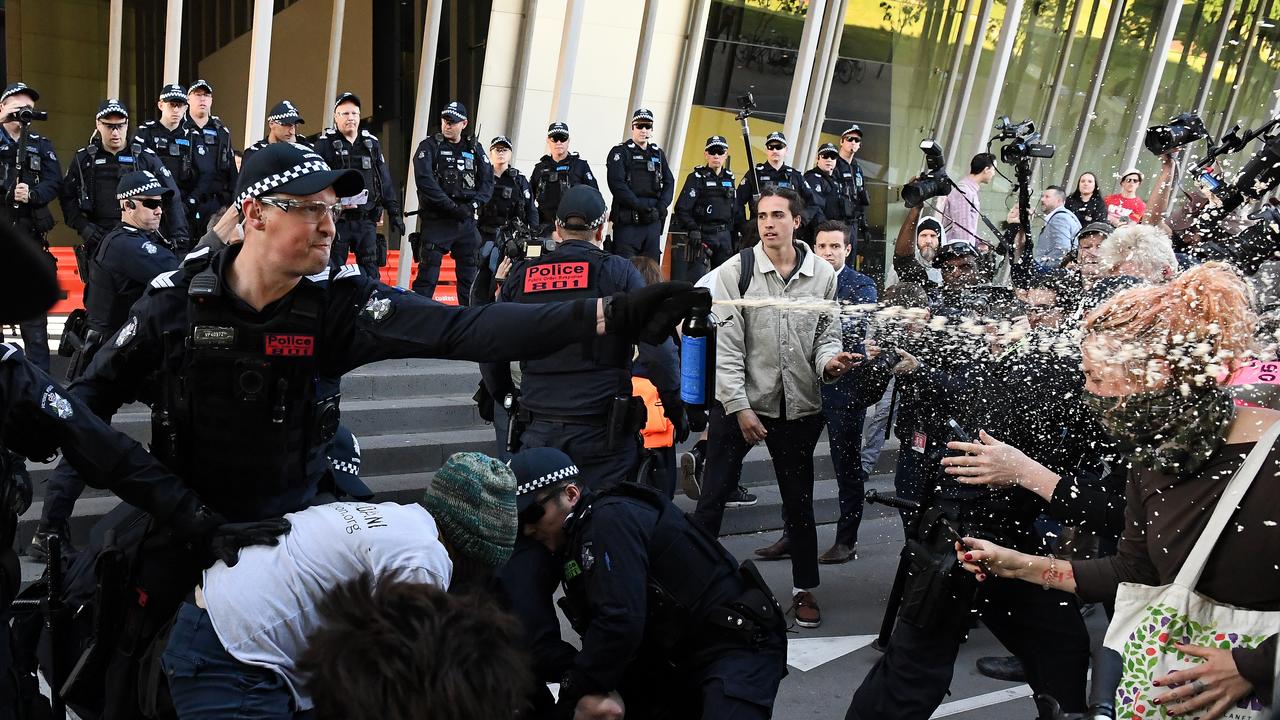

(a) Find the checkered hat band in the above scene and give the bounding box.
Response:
[2,87,26,102]
[97,104,127,119]
[516,463,580,496]
[330,457,360,476]
[267,112,299,123]
[235,159,334,207]
[160,90,186,101]
[118,179,164,200]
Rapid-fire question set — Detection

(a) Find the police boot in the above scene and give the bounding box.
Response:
[27,523,74,564]
[976,655,1026,682]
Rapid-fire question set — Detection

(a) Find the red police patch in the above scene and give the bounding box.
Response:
[524,261,590,293]
[264,334,315,357]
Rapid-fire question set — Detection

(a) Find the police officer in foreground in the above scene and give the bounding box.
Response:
[411,100,492,302]
[735,130,820,244]
[242,99,306,163]
[672,134,736,282]
[513,447,788,719]
[0,82,60,372]
[606,108,674,261]
[530,122,597,237]
[132,84,197,252]
[834,124,871,242]
[473,135,538,305]
[489,184,684,488]
[63,99,189,278]
[315,92,404,279]
[805,142,860,235]
[180,79,237,236]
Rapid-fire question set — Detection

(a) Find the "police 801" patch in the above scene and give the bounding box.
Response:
[523,261,590,293]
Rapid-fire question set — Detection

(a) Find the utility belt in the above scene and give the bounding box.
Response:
[669,234,707,264]
[699,222,730,234]
[697,560,785,650]
[519,394,646,450]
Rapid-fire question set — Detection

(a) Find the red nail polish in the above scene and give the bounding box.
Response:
[1152,680,1161,687]
[964,553,973,561]
[1153,697,1162,705]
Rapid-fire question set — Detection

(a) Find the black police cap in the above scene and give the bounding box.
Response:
[188,79,214,94]
[0,83,38,103]
[934,240,979,267]
[158,84,188,103]
[267,100,305,125]
[96,99,129,120]
[557,185,608,231]
[334,92,361,109]
[817,142,840,157]
[511,447,580,515]
[234,142,364,209]
[765,131,788,147]
[490,135,513,149]
[441,101,468,122]
[705,135,729,151]
[547,121,570,139]
[116,170,173,201]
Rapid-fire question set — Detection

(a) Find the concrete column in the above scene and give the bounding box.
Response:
[324,0,347,113]
[506,0,540,146]
[970,0,1026,160]
[944,0,994,168]
[796,0,848,163]
[1062,0,1126,186]
[1218,0,1273,138]
[107,0,124,98]
[1119,0,1183,173]
[803,0,850,163]
[243,0,274,149]
[934,0,977,146]
[625,0,662,132]
[1193,0,1237,117]
[396,0,445,289]
[1040,0,1086,138]
[163,0,184,83]
[549,0,587,123]
[781,0,828,145]
[664,0,713,175]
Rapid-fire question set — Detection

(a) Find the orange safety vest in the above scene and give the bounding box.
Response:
[632,376,674,449]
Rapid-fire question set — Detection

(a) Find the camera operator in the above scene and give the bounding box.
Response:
[939,153,996,245]
[473,135,539,306]
[1004,186,1081,268]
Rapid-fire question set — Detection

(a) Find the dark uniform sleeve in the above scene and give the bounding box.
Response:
[30,138,62,207]
[139,151,191,245]
[377,141,402,217]
[115,236,181,285]
[68,288,172,418]
[219,127,238,207]
[578,158,599,190]
[735,171,755,231]
[673,171,699,231]
[412,137,457,214]
[471,140,494,207]
[565,501,656,697]
[796,170,824,226]
[618,264,679,394]
[59,150,90,233]
[657,147,675,212]
[518,174,539,227]
[605,146,648,211]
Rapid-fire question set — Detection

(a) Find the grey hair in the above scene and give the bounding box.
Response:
[1097,224,1177,281]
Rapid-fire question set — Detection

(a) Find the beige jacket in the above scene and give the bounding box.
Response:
[713,242,841,419]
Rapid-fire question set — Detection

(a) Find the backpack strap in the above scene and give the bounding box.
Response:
[737,247,754,298]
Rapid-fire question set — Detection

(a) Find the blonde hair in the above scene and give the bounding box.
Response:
[1097,224,1178,281]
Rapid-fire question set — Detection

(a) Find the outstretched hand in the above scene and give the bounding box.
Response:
[606,282,708,345]
[941,429,1058,496]
[1151,643,1254,719]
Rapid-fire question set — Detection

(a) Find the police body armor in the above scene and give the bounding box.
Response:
[622,144,665,200]
[84,231,138,336]
[560,483,781,658]
[692,168,735,229]
[535,156,583,226]
[754,164,797,192]
[79,142,146,221]
[810,171,851,223]
[1,133,56,235]
[329,131,385,219]
[433,134,478,201]
[144,126,195,188]
[478,168,522,234]
[151,260,340,520]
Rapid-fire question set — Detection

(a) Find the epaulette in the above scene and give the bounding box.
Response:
[149,270,182,290]
[0,343,21,361]
[179,244,212,267]
[332,264,361,281]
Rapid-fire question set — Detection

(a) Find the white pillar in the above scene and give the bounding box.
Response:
[1120,0,1183,173]
[971,0,1025,160]
[324,0,347,114]
[506,0,540,146]
[163,0,184,83]
[625,0,662,133]
[107,0,124,98]
[397,0,445,289]
[934,0,977,146]
[1193,0,1236,117]
[664,0,712,176]
[243,0,274,150]
[945,0,994,168]
[797,0,849,164]
[1062,0,1126,186]
[1040,0,1086,138]
[549,0,587,123]
[781,0,827,145]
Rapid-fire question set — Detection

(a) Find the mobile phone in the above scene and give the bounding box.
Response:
[947,418,973,444]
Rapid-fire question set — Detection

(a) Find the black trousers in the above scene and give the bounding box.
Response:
[692,404,825,589]
[846,575,1091,720]
[332,216,380,278]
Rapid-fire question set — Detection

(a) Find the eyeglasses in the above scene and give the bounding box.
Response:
[518,489,562,527]
[258,196,343,224]
[1122,177,1140,183]
[766,143,785,151]
[129,197,164,210]
[707,148,727,155]
[634,123,653,130]
[100,121,128,132]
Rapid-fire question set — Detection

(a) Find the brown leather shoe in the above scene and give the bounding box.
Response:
[753,536,791,560]
[791,591,822,628]
[819,543,857,564]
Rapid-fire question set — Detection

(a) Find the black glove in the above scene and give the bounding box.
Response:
[605,282,708,345]
[390,212,407,236]
[78,223,104,246]
[453,202,476,222]
[648,207,664,224]
[686,404,708,434]
[207,519,292,567]
[687,229,702,244]
[659,391,690,444]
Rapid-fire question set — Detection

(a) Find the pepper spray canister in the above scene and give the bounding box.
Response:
[679,294,717,408]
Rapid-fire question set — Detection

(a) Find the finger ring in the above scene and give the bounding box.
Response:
[1191,679,1206,695]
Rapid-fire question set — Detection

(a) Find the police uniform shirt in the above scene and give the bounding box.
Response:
[60,141,190,241]
[201,501,452,711]
[412,133,494,219]
[605,140,675,215]
[243,136,311,165]
[803,167,849,223]
[181,115,237,208]
[735,163,818,227]
[314,128,399,217]
[834,155,870,213]
[530,153,597,227]
[478,167,539,232]
[71,243,601,520]
[85,223,179,334]
[134,120,195,189]
[0,129,61,213]
[673,165,736,231]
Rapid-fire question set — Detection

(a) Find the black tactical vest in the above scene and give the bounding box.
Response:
[433,135,478,200]
[478,168,521,231]
[693,168,735,224]
[623,145,664,198]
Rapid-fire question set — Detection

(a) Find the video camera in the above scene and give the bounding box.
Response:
[4,108,47,125]
[992,117,1054,164]
[736,90,756,115]
[498,219,543,261]
[1144,112,1208,155]
[901,139,952,208]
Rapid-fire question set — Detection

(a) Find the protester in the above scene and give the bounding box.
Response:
[1066,171,1107,226]
[1104,168,1147,225]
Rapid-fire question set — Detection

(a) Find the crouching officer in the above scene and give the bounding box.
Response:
[474,135,538,305]
[411,100,492,303]
[515,448,788,719]
[315,92,403,278]
[671,135,736,282]
[606,109,674,261]
[490,185,684,488]
[530,122,597,237]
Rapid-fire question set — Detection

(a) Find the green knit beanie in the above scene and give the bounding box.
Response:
[421,452,517,568]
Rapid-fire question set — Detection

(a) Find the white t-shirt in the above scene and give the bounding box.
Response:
[201,502,452,710]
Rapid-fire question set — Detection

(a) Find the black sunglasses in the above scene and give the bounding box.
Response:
[819,152,839,160]
[843,136,862,143]
[518,489,561,527]
[634,123,653,130]
[129,198,164,210]
[707,148,727,155]
[766,143,785,151]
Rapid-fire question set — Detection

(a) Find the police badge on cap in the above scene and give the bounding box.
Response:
[96,99,129,120]
[188,79,214,94]
[765,131,788,147]
[704,135,729,152]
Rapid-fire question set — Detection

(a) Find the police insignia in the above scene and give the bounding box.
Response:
[142,241,158,255]
[580,542,595,572]
[116,316,138,347]
[362,295,393,322]
[40,385,73,419]
[612,153,620,161]
[564,560,582,581]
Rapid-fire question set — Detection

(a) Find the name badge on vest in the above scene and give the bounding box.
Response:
[523,261,590,293]
[264,334,316,357]
[192,325,237,348]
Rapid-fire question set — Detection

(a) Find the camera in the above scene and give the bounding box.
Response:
[1145,112,1208,155]
[736,91,756,113]
[5,108,47,125]
[498,219,543,261]
[902,139,953,208]
[993,117,1054,164]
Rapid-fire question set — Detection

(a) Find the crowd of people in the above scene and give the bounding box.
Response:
[0,74,1277,720]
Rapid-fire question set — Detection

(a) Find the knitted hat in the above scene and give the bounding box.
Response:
[421,452,517,568]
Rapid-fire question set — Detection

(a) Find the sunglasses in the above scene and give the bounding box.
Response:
[707,148,727,155]
[549,135,569,142]
[1122,176,1140,183]
[634,123,653,130]
[766,143,785,151]
[128,197,164,210]
[518,489,561,527]
[819,153,839,160]
[843,136,862,143]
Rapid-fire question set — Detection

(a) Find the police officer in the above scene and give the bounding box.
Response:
[180,79,237,236]
[410,100,491,302]
[671,134,736,282]
[529,121,597,237]
[835,124,871,242]
[605,108,675,261]
[243,100,306,163]
[315,92,404,279]
[0,82,60,372]
[473,135,538,306]
[735,130,820,244]
[805,142,856,232]
[489,185,685,489]
[132,84,198,252]
[512,447,788,719]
